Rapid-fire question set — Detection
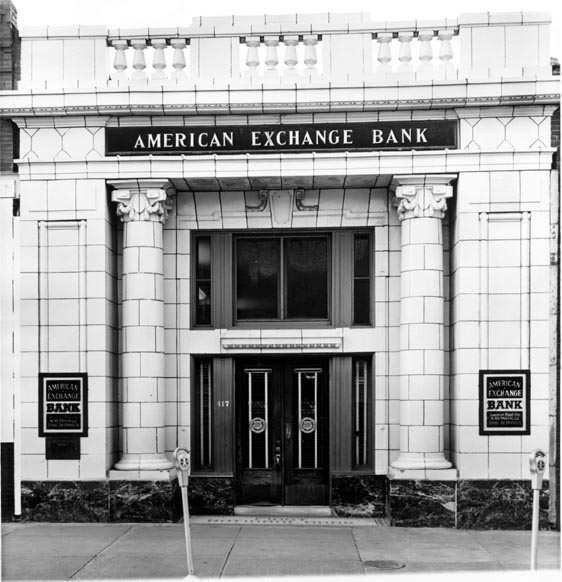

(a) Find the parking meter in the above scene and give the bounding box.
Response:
[529,448,546,570]
[529,449,546,490]
[174,448,195,576]
[174,448,191,487]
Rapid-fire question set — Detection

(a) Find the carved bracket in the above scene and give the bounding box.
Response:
[294,189,319,211]
[245,190,269,212]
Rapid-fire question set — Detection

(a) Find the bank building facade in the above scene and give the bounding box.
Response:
[0,3,560,528]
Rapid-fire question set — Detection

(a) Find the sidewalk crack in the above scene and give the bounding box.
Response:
[350,528,365,575]
[218,526,242,578]
[67,525,133,581]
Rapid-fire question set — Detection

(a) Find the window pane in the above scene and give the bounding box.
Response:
[285,238,328,319]
[195,237,211,326]
[236,239,280,319]
[353,279,370,325]
[196,237,211,279]
[197,360,212,468]
[353,359,368,467]
[196,281,211,325]
[354,234,370,278]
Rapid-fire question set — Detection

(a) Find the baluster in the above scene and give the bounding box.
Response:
[376,32,393,75]
[418,30,435,74]
[397,32,414,74]
[263,36,280,81]
[131,39,147,82]
[303,35,319,79]
[438,29,455,77]
[170,39,187,83]
[283,35,299,79]
[245,36,261,79]
[151,39,168,82]
[111,40,129,84]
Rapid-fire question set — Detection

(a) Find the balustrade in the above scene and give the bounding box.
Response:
[374,30,458,80]
[20,12,552,89]
[106,29,458,86]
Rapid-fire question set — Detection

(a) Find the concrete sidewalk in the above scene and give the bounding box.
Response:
[1,520,560,581]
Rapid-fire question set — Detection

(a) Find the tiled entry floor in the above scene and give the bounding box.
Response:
[192,515,389,527]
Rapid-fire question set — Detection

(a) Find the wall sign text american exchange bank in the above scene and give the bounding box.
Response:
[106,121,457,155]
[479,370,530,436]
[38,373,89,437]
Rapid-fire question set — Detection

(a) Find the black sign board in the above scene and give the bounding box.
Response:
[106,121,457,156]
[479,370,530,435]
[39,373,88,437]
[46,437,81,460]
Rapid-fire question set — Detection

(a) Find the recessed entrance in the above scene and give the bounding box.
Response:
[235,358,329,506]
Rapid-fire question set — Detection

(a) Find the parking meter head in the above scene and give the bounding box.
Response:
[529,449,546,490]
[174,447,191,487]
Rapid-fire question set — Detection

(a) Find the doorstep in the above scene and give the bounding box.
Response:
[234,505,333,517]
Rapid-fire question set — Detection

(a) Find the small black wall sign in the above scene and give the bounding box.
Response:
[479,370,530,436]
[106,121,457,155]
[38,373,88,437]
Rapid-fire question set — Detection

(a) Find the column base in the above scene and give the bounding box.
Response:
[390,452,456,479]
[108,468,177,481]
[112,453,174,473]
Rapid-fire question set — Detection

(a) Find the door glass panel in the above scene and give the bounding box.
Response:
[285,238,328,319]
[236,239,280,319]
[245,369,271,469]
[295,368,322,469]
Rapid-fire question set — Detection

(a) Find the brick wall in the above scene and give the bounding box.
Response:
[0,0,19,173]
[1,0,18,521]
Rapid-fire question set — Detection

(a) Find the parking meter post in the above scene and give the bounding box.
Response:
[529,449,546,571]
[174,448,195,577]
[181,486,195,576]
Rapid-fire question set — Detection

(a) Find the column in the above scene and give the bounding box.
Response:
[391,174,455,472]
[110,179,173,472]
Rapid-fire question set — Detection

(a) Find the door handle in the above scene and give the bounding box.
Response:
[274,441,281,468]
[285,422,292,440]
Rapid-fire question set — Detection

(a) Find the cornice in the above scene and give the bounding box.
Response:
[1,78,559,119]
[3,95,559,118]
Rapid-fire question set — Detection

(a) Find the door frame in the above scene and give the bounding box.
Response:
[234,356,330,506]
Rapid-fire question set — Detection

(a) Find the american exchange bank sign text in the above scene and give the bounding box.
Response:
[107,121,457,155]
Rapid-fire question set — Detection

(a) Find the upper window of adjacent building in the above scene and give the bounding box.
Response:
[235,235,329,321]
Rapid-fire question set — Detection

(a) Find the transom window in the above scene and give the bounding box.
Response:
[192,230,372,328]
[236,236,329,321]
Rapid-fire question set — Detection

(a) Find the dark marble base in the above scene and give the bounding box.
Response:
[109,480,180,522]
[389,480,456,527]
[331,474,387,518]
[21,481,110,522]
[21,480,180,522]
[19,476,553,529]
[188,477,234,515]
[457,480,550,530]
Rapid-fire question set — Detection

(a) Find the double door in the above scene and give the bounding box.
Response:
[235,358,329,506]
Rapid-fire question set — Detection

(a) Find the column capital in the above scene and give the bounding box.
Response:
[109,179,174,223]
[391,174,456,221]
